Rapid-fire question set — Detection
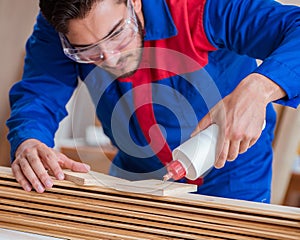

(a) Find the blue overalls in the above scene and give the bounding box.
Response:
[7,0,300,203]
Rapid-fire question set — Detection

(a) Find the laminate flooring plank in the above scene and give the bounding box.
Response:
[2,165,300,219]
[0,167,299,238]
[1,188,294,239]
[0,203,207,239]
[1,200,280,240]
[62,170,130,187]
[114,179,198,196]
[0,212,219,240]
[46,183,300,223]
[0,187,298,234]
[1,196,297,237]
[0,167,15,179]
[63,171,198,196]
[0,211,169,240]
[0,185,298,230]
[167,193,300,219]
[1,166,300,220]
[47,187,300,228]
[0,197,298,238]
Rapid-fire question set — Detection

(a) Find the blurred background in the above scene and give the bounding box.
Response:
[0,0,299,206]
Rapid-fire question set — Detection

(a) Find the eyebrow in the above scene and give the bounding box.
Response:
[70,19,124,48]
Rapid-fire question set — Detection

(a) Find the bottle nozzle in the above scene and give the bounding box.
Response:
[163,160,186,181]
[163,172,173,182]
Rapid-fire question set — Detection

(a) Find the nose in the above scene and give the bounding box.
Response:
[102,50,122,67]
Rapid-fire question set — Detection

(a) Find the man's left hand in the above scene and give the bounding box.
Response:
[191,73,285,168]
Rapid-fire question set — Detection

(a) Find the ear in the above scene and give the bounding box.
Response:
[131,0,142,14]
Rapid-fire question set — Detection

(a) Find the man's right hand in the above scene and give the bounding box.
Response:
[12,139,90,193]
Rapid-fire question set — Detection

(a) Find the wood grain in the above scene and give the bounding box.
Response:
[1,166,300,240]
[63,169,197,196]
[63,169,129,187]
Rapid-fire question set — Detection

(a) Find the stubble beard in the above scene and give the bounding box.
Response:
[100,14,144,79]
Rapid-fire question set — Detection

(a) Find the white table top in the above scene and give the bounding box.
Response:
[0,229,62,240]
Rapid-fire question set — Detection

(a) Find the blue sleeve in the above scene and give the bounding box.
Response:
[204,0,300,108]
[6,13,79,161]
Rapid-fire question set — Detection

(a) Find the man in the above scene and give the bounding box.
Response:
[7,0,300,202]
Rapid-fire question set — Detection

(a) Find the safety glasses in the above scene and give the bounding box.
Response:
[59,0,138,64]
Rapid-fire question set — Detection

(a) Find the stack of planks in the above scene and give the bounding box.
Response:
[0,166,300,240]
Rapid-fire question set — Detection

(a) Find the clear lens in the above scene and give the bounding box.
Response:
[59,1,138,64]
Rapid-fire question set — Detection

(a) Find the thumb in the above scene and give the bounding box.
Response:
[191,114,213,137]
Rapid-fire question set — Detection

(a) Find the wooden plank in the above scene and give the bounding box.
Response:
[0,166,15,179]
[1,198,298,240]
[2,184,293,235]
[1,166,300,240]
[0,197,260,239]
[171,193,300,220]
[2,166,300,220]
[0,211,163,240]
[63,170,197,196]
[1,204,244,240]
[1,182,300,240]
[0,180,299,229]
[48,187,300,226]
[114,179,198,196]
[63,169,129,187]
[0,185,296,236]
[0,197,297,240]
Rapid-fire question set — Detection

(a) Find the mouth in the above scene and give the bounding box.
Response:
[100,54,127,69]
[114,59,126,69]
[99,48,143,78]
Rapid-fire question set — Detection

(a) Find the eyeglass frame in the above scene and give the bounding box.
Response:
[59,0,138,64]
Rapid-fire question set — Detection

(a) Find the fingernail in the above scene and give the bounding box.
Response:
[37,184,44,193]
[215,161,224,169]
[24,185,32,192]
[214,164,221,169]
[57,172,64,180]
[45,180,53,188]
[84,164,90,171]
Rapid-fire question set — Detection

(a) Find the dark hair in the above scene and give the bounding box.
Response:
[39,0,98,34]
[39,0,126,34]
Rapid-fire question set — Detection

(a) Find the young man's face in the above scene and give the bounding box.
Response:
[66,0,144,78]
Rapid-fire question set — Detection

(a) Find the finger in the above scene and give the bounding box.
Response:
[249,137,259,149]
[12,162,32,192]
[26,152,53,189]
[37,145,64,180]
[42,161,51,170]
[227,140,240,161]
[57,153,90,172]
[239,140,251,154]
[215,139,230,168]
[191,114,213,137]
[19,157,45,193]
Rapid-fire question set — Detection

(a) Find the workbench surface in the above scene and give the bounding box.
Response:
[0,228,61,240]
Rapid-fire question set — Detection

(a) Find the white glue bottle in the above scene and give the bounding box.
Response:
[163,121,266,181]
[163,124,219,181]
